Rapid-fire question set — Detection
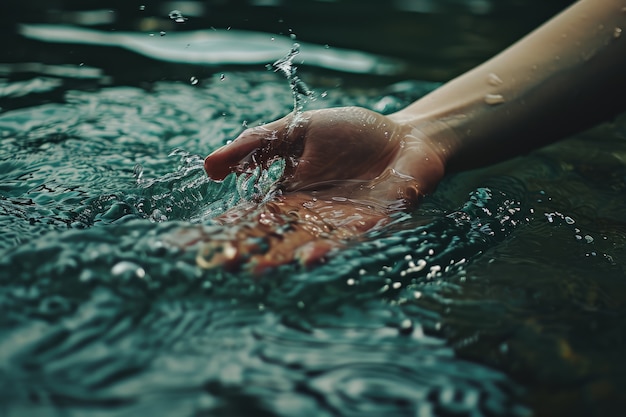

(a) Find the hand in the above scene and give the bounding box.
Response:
[200,106,446,274]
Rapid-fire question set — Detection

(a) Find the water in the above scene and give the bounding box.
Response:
[269,42,314,114]
[3,2,626,416]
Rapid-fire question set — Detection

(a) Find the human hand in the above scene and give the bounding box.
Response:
[200,106,446,274]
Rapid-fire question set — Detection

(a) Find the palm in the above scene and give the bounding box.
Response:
[200,107,445,274]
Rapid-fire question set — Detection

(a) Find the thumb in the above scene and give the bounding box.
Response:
[204,114,305,181]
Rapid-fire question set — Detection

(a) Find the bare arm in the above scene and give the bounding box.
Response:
[390,0,626,171]
[201,0,626,272]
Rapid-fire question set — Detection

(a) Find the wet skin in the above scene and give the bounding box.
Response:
[202,106,445,274]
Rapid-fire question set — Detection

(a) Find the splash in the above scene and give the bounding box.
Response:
[269,42,314,115]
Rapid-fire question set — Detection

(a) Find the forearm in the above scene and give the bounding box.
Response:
[390,0,626,172]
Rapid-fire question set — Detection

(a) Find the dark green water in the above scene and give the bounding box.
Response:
[2,1,626,416]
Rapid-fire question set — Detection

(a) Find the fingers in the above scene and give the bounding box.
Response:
[204,114,307,181]
[195,205,339,275]
[203,128,270,181]
[193,193,392,275]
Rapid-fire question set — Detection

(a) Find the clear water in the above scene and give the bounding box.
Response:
[2,3,626,417]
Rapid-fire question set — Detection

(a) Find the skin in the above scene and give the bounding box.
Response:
[202,108,445,273]
[202,0,626,274]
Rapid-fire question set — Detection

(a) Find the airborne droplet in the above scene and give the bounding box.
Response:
[168,10,187,23]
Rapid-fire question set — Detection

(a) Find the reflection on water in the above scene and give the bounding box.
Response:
[19,24,402,75]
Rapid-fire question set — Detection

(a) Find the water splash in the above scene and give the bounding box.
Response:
[269,43,314,115]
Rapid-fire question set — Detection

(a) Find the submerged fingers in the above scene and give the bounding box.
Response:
[194,193,392,275]
[195,208,336,275]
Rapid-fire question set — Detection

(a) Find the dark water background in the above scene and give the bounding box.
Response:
[2,1,626,416]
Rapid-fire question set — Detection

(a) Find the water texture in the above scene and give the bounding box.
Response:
[2,2,626,415]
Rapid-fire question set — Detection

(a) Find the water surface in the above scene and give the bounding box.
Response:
[2,2,626,416]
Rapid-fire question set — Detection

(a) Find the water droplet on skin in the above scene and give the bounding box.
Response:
[160,31,166,36]
[139,5,145,11]
[324,44,330,49]
[614,27,622,39]
[220,73,226,81]
[487,73,503,86]
[581,49,596,62]
[484,94,505,105]
[270,37,275,41]
[190,76,199,85]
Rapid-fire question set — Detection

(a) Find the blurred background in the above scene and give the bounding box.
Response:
[2,0,575,85]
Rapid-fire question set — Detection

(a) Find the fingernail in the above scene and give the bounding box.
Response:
[204,153,229,180]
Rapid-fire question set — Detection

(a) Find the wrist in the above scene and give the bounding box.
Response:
[388,110,461,175]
